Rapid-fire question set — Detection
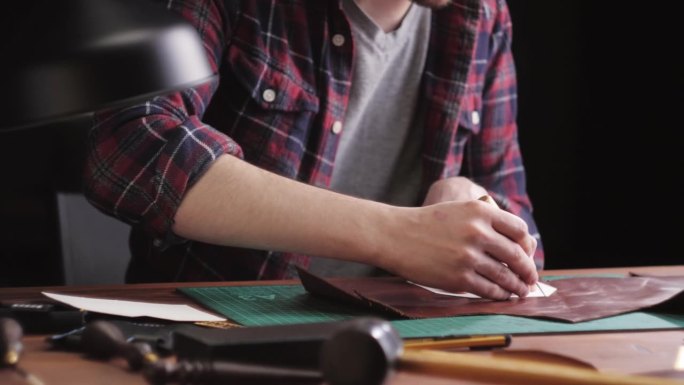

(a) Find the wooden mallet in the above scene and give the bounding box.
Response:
[320,318,684,385]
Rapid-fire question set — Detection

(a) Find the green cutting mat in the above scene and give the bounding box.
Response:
[179,283,684,338]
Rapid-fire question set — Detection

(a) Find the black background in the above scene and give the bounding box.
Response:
[508,1,683,268]
[1,1,682,286]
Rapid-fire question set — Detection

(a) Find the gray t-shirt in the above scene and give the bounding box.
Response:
[309,0,431,277]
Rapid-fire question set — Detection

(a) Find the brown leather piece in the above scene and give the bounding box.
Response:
[297,267,684,323]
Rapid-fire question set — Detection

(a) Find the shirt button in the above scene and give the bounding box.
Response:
[262,88,276,103]
[331,121,343,134]
[332,34,346,47]
[471,111,480,125]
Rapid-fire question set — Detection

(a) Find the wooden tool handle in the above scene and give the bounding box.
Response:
[478,194,500,208]
[399,349,683,385]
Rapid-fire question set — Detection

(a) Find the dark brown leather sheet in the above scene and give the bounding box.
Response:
[297,267,684,323]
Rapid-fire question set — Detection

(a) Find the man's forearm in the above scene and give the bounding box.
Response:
[173,154,539,300]
[173,154,390,266]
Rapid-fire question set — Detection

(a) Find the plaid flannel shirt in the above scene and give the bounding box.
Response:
[85,0,544,283]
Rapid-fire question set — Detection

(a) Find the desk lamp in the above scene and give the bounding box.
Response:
[1,0,214,131]
[0,0,214,373]
[0,0,214,286]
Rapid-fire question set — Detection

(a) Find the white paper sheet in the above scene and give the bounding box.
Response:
[42,292,226,322]
[675,346,684,370]
[409,281,557,299]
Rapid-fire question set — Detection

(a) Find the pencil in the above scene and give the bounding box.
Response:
[403,334,511,350]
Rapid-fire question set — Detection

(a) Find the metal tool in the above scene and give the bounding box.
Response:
[0,317,45,385]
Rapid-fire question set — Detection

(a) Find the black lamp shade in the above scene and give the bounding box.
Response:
[2,0,215,130]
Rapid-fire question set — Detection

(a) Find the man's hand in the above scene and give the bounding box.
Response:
[423,177,488,206]
[175,156,537,301]
[377,200,538,300]
[404,177,538,299]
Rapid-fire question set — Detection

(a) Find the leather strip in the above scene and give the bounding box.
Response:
[297,267,684,323]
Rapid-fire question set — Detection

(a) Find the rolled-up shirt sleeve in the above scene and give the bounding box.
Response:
[84,0,241,241]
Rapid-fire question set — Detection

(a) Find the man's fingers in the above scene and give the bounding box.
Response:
[464,273,512,301]
[490,209,528,241]
[489,209,536,256]
[475,256,531,297]
[476,197,535,257]
[523,234,538,257]
[482,232,538,285]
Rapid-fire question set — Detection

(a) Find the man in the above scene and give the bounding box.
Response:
[85,0,543,300]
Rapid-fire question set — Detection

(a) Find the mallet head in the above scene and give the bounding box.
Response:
[320,318,402,385]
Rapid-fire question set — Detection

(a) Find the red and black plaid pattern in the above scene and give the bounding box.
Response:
[85,0,544,283]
